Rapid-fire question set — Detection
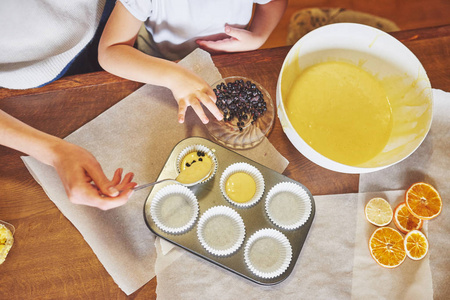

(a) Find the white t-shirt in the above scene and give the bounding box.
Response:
[119,0,272,60]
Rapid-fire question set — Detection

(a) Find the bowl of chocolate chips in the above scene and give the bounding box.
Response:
[207,76,275,149]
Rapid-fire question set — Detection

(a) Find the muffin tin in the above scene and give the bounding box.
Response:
[143,137,315,285]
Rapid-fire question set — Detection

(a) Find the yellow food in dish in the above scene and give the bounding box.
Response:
[225,172,256,203]
[177,151,213,184]
[285,61,393,166]
[0,224,13,264]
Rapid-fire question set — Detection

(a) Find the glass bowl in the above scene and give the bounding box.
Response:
[206,76,275,149]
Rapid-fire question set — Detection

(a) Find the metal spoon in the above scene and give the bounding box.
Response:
[133,164,214,191]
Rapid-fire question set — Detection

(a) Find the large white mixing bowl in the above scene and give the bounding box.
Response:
[276,23,433,173]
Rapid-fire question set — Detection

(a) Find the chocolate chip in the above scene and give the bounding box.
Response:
[214,79,267,127]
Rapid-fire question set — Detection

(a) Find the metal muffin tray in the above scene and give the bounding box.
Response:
[143,137,315,285]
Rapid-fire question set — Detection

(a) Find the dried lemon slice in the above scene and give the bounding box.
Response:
[365,197,393,226]
[404,230,428,261]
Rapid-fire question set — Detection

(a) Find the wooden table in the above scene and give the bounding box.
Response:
[1,25,449,299]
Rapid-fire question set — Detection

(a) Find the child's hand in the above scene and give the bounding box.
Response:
[52,141,136,210]
[196,0,288,53]
[169,67,224,124]
[195,25,266,53]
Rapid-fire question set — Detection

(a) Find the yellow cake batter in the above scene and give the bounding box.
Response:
[285,61,393,166]
[177,151,213,184]
[225,172,256,203]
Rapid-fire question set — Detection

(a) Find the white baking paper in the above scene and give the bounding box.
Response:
[352,191,432,300]
[154,89,449,299]
[360,89,450,300]
[155,193,359,299]
[21,48,288,295]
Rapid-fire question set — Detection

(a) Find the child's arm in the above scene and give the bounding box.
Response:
[0,109,135,210]
[196,0,288,53]
[98,2,223,124]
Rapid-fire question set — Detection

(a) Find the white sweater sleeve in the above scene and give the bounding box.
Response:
[0,0,106,89]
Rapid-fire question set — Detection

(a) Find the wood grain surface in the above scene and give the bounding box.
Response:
[0,25,449,299]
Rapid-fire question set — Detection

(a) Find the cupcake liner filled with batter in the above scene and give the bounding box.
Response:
[176,144,218,185]
[219,162,265,208]
[0,221,14,265]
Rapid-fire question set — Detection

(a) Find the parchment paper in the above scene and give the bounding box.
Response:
[155,193,359,299]
[154,89,449,299]
[360,89,450,300]
[155,191,433,299]
[21,48,288,295]
[352,191,432,300]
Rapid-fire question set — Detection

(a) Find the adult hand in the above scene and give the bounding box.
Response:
[0,109,135,210]
[52,141,136,210]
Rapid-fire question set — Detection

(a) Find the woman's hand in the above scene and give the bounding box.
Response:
[0,109,136,210]
[51,141,136,210]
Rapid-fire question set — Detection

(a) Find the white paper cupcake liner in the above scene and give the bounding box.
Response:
[0,220,15,236]
[244,228,292,279]
[265,182,312,230]
[197,205,246,256]
[150,184,199,234]
[176,144,218,183]
[219,162,265,208]
[0,221,14,264]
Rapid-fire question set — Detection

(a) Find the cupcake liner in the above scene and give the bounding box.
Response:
[0,220,15,235]
[197,205,246,256]
[244,228,292,279]
[150,184,199,234]
[220,162,265,208]
[265,182,312,230]
[176,144,218,184]
[0,221,14,265]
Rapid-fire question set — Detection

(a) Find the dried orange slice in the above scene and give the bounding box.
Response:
[405,182,442,220]
[393,202,423,234]
[365,197,393,226]
[369,227,406,268]
[404,230,428,260]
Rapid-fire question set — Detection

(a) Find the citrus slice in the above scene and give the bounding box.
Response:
[365,197,393,226]
[405,182,442,220]
[393,202,423,234]
[369,227,406,268]
[404,230,428,260]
